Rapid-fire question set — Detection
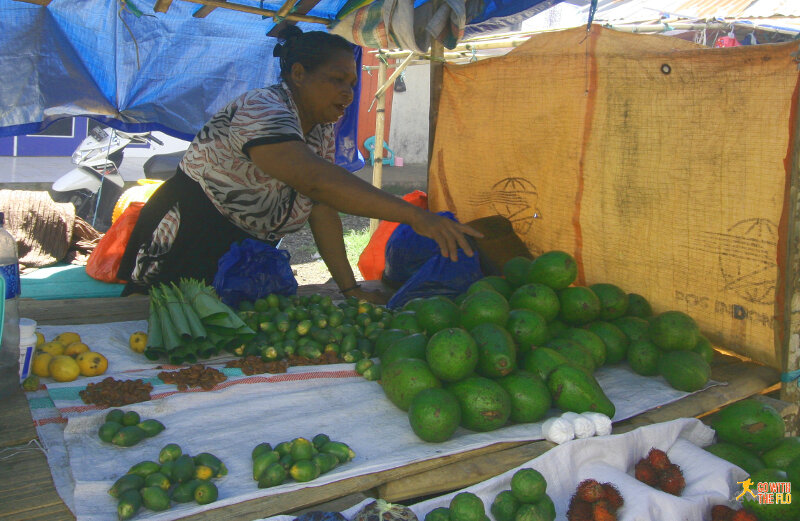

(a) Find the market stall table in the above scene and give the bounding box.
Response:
[0,287,782,521]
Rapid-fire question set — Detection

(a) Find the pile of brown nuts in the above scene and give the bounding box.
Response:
[158,365,227,391]
[79,377,153,407]
[288,351,342,366]
[224,356,288,375]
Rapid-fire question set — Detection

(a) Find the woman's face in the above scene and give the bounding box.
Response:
[290,50,357,129]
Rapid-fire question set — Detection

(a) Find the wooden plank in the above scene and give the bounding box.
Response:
[173,441,525,520]
[193,0,224,18]
[179,0,331,25]
[0,386,37,447]
[0,449,73,521]
[378,355,780,502]
[153,0,174,12]
[16,281,389,326]
[12,0,51,5]
[267,0,323,37]
[19,295,150,325]
[781,79,800,433]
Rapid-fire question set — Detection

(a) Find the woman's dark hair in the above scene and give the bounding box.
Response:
[273,26,354,81]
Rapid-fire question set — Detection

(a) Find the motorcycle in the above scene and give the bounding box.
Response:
[51,126,180,232]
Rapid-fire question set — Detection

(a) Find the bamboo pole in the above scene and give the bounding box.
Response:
[428,41,445,174]
[154,0,175,12]
[781,84,800,433]
[175,0,331,24]
[369,57,388,235]
[373,53,416,103]
[275,0,297,19]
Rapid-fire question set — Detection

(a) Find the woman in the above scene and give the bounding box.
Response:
[118,27,480,303]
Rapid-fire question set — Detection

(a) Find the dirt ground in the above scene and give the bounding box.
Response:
[278,164,427,286]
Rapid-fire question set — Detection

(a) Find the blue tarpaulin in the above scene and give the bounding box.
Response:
[0,0,559,169]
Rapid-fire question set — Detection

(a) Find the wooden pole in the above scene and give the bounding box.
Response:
[176,0,331,24]
[781,85,800,434]
[369,56,388,235]
[428,41,445,179]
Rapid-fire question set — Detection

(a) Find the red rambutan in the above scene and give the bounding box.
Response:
[646,448,671,470]
[575,479,605,503]
[710,504,735,521]
[730,510,758,521]
[566,495,594,521]
[592,500,617,521]
[601,483,624,510]
[635,460,659,487]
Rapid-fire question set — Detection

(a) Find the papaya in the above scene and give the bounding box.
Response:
[194,452,227,477]
[705,442,765,474]
[111,426,146,447]
[108,473,144,498]
[172,454,196,483]
[693,335,715,365]
[253,451,281,481]
[136,419,165,437]
[761,436,800,470]
[141,486,171,511]
[408,388,461,443]
[557,287,600,325]
[381,333,428,368]
[711,399,786,452]
[648,311,699,351]
[558,328,606,367]
[127,460,161,479]
[742,468,800,521]
[448,376,511,432]
[117,489,142,521]
[258,462,287,488]
[589,283,629,321]
[657,351,709,392]
[611,316,650,343]
[546,338,595,376]
[496,371,551,424]
[627,339,661,376]
[520,347,569,382]
[546,365,615,417]
[586,321,629,364]
[471,323,517,378]
[381,358,441,411]
[320,441,355,463]
[171,479,201,503]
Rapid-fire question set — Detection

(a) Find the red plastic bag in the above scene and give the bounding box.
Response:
[714,36,740,48]
[86,202,144,283]
[357,190,428,280]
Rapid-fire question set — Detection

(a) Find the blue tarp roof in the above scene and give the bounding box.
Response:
[0,0,561,152]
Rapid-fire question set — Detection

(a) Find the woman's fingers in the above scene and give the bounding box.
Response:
[412,212,485,262]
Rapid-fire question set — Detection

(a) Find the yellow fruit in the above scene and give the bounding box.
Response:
[129,332,148,354]
[64,342,90,357]
[35,332,46,347]
[194,465,214,481]
[49,355,80,382]
[39,341,65,356]
[76,352,108,377]
[32,353,53,377]
[55,332,81,345]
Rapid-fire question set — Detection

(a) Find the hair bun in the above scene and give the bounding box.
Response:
[276,25,303,43]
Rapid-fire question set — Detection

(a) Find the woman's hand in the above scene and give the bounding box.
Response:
[409,210,484,262]
[344,286,389,305]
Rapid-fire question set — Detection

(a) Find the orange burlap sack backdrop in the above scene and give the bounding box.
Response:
[429,26,800,368]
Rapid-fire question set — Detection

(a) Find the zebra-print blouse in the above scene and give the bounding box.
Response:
[179,82,336,242]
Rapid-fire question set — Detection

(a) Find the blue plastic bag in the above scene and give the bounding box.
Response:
[213,239,297,308]
[387,249,483,309]
[383,211,456,287]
